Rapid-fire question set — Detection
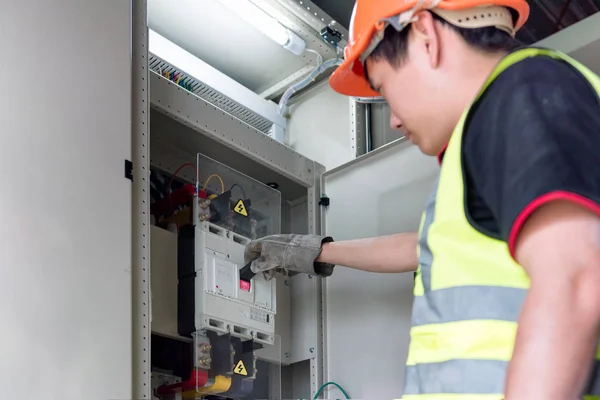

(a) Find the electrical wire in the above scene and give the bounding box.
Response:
[278,57,343,115]
[202,174,225,194]
[305,48,324,66]
[167,162,199,212]
[313,381,350,399]
[230,183,247,200]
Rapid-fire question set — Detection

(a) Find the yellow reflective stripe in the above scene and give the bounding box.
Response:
[412,286,526,326]
[406,320,518,365]
[404,359,506,395]
[405,359,600,396]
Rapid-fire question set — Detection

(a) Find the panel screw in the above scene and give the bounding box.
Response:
[198,357,211,366]
[198,343,211,353]
[284,280,289,286]
[285,352,291,358]
[309,348,315,353]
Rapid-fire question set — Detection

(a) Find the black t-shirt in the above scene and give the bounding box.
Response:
[442,55,600,257]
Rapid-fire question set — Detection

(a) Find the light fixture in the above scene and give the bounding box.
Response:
[148,29,287,133]
[218,0,306,55]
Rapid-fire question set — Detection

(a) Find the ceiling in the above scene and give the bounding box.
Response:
[149,0,600,103]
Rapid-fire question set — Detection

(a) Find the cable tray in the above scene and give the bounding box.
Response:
[149,54,273,134]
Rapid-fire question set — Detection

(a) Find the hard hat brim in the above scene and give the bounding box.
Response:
[329,57,381,97]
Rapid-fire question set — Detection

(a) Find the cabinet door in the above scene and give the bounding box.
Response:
[321,139,438,399]
[0,2,133,399]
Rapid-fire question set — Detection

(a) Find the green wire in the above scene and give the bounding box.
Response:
[313,381,350,399]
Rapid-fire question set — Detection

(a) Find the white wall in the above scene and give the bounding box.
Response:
[0,2,132,399]
[287,82,355,171]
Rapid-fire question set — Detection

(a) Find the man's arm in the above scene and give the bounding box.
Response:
[316,233,419,273]
[463,56,600,398]
[504,201,600,399]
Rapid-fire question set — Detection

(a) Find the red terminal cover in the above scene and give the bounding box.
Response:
[155,368,209,396]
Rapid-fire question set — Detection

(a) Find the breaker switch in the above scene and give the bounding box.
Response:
[239,262,256,291]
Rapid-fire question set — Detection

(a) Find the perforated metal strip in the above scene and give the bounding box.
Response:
[149,54,274,133]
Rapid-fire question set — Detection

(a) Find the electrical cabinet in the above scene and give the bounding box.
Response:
[146,66,325,399]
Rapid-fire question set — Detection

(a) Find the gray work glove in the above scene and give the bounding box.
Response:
[244,234,335,280]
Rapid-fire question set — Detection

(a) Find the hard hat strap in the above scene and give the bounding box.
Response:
[432,6,516,36]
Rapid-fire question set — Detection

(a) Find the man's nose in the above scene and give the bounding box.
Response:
[390,114,403,131]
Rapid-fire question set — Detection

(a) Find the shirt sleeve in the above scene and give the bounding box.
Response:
[463,56,600,258]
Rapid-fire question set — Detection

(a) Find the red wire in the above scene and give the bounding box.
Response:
[167,163,198,213]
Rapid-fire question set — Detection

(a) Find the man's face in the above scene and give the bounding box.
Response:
[364,13,458,156]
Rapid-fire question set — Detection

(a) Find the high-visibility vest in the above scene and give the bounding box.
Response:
[402,47,600,400]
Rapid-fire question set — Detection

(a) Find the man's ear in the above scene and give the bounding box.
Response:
[410,10,441,68]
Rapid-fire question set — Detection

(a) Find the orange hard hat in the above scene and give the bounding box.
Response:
[330,0,530,97]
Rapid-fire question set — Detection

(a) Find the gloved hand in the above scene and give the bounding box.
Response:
[244,234,335,280]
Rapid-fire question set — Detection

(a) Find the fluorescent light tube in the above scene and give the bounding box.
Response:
[218,0,306,55]
[148,29,287,129]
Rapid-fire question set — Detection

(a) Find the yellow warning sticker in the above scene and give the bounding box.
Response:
[234,360,248,376]
[234,199,248,217]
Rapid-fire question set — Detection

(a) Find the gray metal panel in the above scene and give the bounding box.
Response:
[150,110,308,201]
[149,55,276,133]
[287,162,325,399]
[287,86,355,171]
[0,1,133,399]
[321,140,439,399]
[150,226,179,339]
[309,163,327,397]
[370,102,405,150]
[307,0,354,31]
[350,99,367,157]
[277,277,293,364]
[133,0,152,397]
[277,0,350,41]
[150,73,315,188]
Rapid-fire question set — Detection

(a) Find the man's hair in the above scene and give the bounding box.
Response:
[369,11,522,68]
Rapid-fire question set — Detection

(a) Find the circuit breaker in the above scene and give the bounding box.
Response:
[194,221,276,345]
[176,152,281,345]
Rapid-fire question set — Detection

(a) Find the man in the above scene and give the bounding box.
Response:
[245,0,600,398]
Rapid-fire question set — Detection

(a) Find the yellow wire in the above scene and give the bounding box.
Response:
[202,174,225,194]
